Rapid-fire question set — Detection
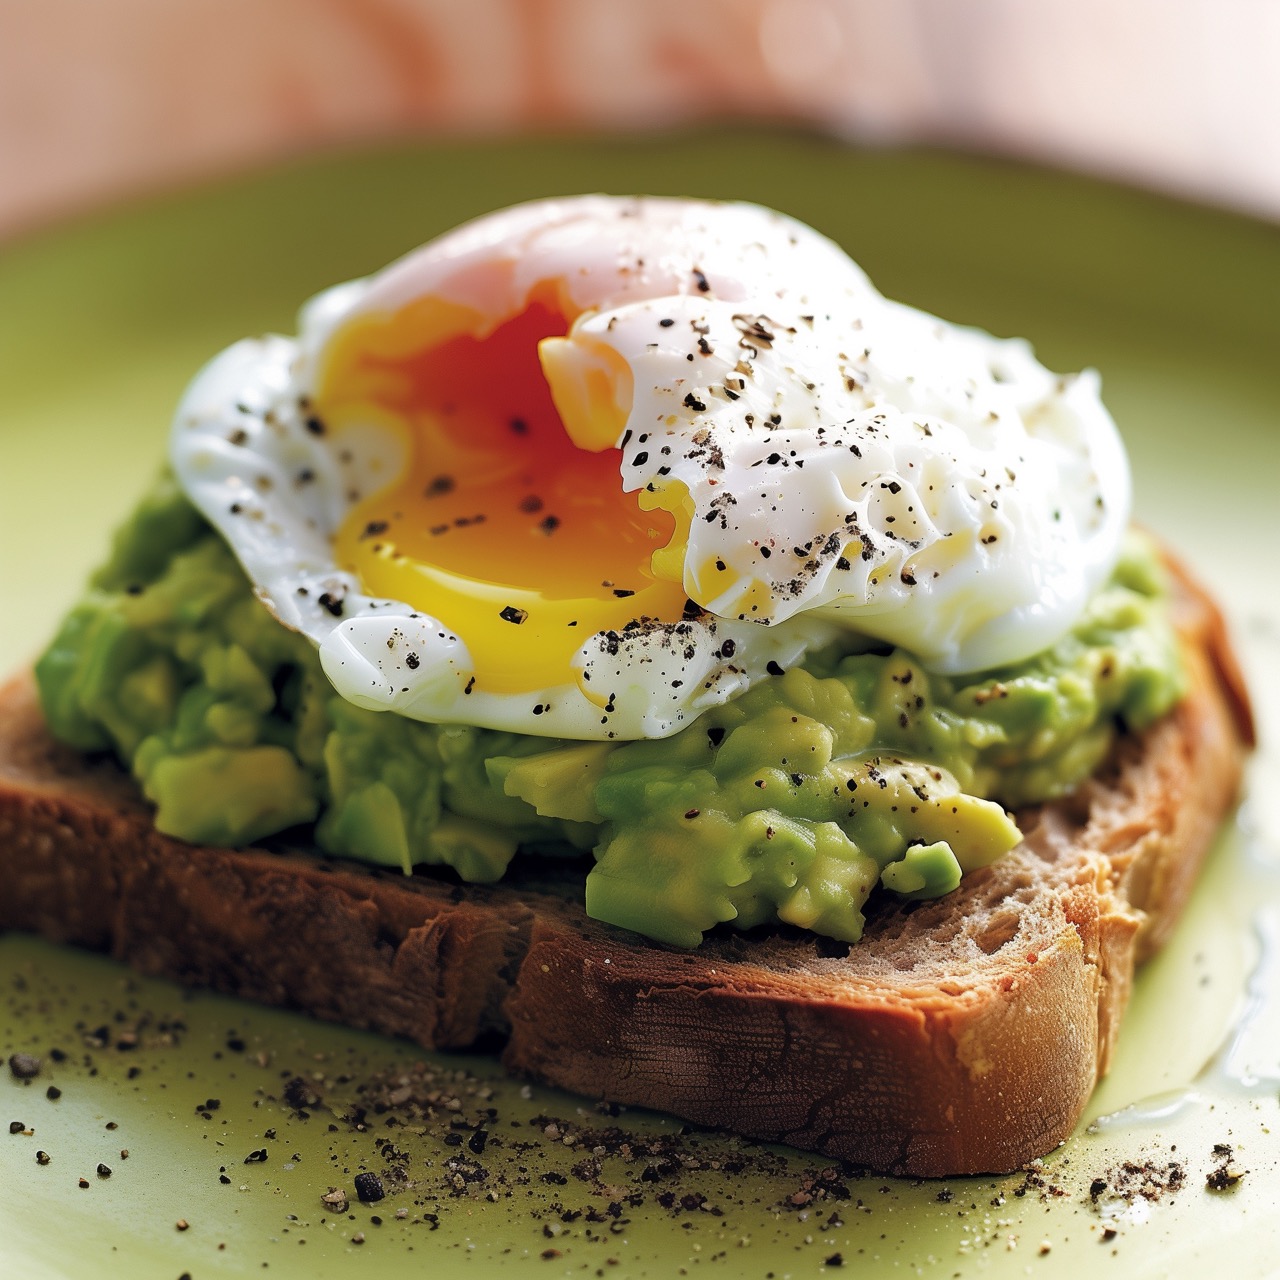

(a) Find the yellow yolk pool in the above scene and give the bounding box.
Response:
[324,300,684,698]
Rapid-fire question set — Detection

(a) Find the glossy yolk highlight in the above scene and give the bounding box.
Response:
[324,299,687,699]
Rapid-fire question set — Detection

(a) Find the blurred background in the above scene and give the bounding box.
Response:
[3,0,1280,237]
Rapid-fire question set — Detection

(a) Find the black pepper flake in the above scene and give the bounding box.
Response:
[696,336,713,356]
[8,1121,25,1134]
[8,1054,41,1080]
[304,416,326,436]
[45,1086,61,1101]
[659,317,675,328]
[244,1148,268,1164]
[1206,1144,1246,1191]
[499,606,528,625]
[509,417,529,435]
[684,809,700,820]
[766,660,784,676]
[317,591,345,618]
[424,474,455,497]
[464,677,476,695]
[519,494,544,514]
[612,588,635,599]
[35,1150,50,1165]
[691,267,710,293]
[706,726,726,747]
[359,520,389,540]
[539,515,561,534]
[632,451,649,466]
[404,653,420,670]
[354,1171,385,1203]
[682,393,707,412]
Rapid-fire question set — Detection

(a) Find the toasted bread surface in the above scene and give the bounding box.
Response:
[0,557,1251,1175]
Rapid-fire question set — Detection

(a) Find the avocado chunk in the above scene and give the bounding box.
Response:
[142,745,318,847]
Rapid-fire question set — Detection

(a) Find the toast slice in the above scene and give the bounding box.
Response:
[0,555,1252,1176]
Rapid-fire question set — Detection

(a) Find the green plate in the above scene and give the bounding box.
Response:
[2,132,1278,1279]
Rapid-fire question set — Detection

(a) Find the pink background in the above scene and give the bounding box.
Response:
[3,0,1280,237]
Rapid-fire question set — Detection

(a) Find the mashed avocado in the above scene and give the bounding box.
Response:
[36,476,1185,947]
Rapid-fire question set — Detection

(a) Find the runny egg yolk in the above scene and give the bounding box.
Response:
[321,296,687,698]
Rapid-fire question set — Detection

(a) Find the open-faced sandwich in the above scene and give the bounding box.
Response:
[0,197,1253,1176]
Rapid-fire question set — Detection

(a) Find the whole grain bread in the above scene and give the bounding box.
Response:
[0,554,1252,1176]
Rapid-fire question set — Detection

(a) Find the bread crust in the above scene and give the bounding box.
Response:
[0,556,1251,1176]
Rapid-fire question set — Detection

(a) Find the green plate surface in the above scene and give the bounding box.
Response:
[2,132,1279,1279]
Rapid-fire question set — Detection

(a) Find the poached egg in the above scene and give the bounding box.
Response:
[171,196,1129,739]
